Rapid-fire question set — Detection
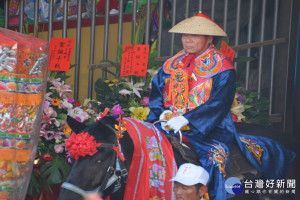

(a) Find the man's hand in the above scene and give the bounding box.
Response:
[159,110,173,131]
[167,116,189,133]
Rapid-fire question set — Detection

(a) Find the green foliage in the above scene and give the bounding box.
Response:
[94,78,130,109]
[237,88,271,126]
[234,56,255,63]
[41,154,71,185]
[27,170,44,196]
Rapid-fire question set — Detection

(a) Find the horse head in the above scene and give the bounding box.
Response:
[58,116,133,200]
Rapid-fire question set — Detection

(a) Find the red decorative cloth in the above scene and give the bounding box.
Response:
[122,118,177,200]
[96,0,119,13]
[181,53,196,77]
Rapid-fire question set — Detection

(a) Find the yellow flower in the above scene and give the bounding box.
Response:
[104,80,110,84]
[231,104,246,120]
[108,84,114,87]
[63,124,72,136]
[129,106,150,121]
[112,79,119,84]
[114,124,127,132]
[51,97,61,106]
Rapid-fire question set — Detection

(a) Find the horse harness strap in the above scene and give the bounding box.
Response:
[61,142,128,197]
[61,182,105,198]
[97,143,128,194]
[116,143,129,182]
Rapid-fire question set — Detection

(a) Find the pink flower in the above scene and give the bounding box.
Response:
[54,144,64,153]
[140,97,149,106]
[68,107,90,122]
[49,78,72,96]
[42,130,55,140]
[112,105,124,115]
[66,152,72,164]
[67,97,75,103]
[43,101,57,117]
[54,131,64,140]
[45,92,53,101]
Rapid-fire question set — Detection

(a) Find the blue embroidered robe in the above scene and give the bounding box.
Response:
[147,45,296,200]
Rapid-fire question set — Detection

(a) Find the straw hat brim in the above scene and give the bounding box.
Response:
[169,16,227,36]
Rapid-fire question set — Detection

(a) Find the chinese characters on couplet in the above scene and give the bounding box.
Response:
[219,40,235,62]
[48,38,75,71]
[120,44,149,77]
[243,179,296,195]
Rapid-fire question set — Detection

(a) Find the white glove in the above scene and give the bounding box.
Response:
[159,110,173,132]
[166,115,189,133]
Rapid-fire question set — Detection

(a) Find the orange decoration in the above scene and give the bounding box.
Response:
[0,191,9,199]
[0,91,42,106]
[6,82,17,90]
[0,149,32,162]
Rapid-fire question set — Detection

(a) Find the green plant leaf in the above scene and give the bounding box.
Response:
[57,113,67,120]
[94,78,113,102]
[27,169,44,196]
[150,40,157,53]
[117,44,123,63]
[148,51,160,69]
[41,154,71,185]
[233,56,255,63]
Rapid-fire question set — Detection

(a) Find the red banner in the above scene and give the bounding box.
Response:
[120,44,149,77]
[48,38,75,71]
[220,40,235,62]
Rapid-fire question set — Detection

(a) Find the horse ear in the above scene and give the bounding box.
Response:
[66,115,87,134]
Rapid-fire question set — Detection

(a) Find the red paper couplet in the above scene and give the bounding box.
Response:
[120,44,149,77]
[48,38,75,71]
[220,40,235,62]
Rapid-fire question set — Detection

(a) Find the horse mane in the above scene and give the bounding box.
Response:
[66,115,118,144]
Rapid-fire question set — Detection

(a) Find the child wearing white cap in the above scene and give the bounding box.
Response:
[171,163,209,200]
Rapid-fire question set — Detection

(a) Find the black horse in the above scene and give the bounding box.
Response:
[58,116,298,200]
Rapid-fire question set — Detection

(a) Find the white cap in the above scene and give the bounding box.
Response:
[170,163,209,186]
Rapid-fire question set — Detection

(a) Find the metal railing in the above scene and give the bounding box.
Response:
[2,0,294,131]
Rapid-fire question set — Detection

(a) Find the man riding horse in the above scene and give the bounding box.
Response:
[147,12,296,200]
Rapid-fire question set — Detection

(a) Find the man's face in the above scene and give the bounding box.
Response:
[173,182,205,200]
[181,34,212,54]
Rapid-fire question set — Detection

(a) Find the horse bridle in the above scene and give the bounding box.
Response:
[61,143,128,198]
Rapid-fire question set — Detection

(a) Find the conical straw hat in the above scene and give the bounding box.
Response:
[169,12,227,36]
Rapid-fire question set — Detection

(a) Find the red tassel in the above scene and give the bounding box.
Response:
[113,146,126,161]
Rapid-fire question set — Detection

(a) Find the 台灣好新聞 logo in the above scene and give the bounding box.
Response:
[225,177,243,194]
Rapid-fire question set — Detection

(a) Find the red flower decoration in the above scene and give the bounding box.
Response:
[64,132,102,160]
[42,153,53,161]
[231,113,242,122]
[73,100,81,107]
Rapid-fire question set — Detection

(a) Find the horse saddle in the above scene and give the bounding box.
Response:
[167,135,260,180]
